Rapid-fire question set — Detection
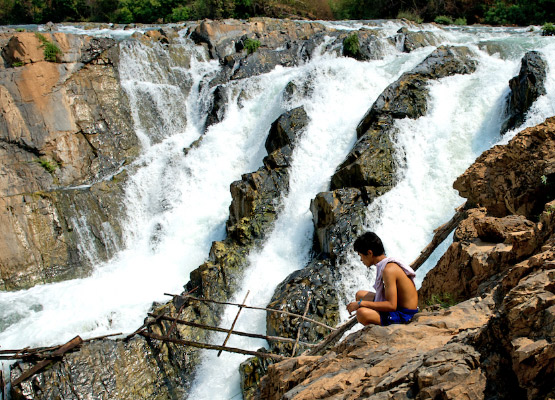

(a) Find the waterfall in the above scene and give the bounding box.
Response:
[1,21,555,400]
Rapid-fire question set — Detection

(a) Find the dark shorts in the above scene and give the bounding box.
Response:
[379,307,418,326]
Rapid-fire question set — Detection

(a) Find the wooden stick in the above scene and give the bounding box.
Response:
[218,291,249,357]
[292,295,311,357]
[11,336,83,387]
[165,294,335,331]
[167,286,198,338]
[306,317,358,356]
[147,313,315,346]
[139,331,286,361]
[410,202,467,272]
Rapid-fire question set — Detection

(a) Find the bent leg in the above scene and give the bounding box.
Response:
[356,307,381,326]
[355,290,376,302]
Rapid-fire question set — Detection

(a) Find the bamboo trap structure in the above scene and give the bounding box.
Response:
[5,204,465,388]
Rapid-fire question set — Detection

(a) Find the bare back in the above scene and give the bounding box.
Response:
[384,262,418,310]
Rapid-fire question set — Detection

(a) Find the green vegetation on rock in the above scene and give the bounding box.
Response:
[244,38,261,54]
[35,33,62,62]
[425,292,458,308]
[342,33,360,59]
[36,158,59,173]
[542,22,555,36]
[397,10,423,23]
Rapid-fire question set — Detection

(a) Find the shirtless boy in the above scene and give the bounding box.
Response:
[346,232,419,326]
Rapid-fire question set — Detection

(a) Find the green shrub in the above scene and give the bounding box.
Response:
[542,22,555,36]
[454,17,467,25]
[244,38,260,54]
[35,32,61,62]
[425,293,458,308]
[12,61,24,67]
[435,15,454,25]
[397,10,423,23]
[343,33,360,59]
[36,158,59,174]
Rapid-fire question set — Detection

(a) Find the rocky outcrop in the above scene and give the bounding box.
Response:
[453,115,555,218]
[259,296,494,399]
[501,51,547,134]
[331,45,477,191]
[393,27,441,53]
[259,117,555,400]
[0,32,139,290]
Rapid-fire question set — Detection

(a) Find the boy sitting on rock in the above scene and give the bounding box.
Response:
[347,232,418,326]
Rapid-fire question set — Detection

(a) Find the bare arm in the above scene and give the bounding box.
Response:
[347,263,399,314]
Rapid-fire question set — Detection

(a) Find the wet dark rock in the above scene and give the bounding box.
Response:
[266,259,340,356]
[501,51,547,134]
[311,186,391,261]
[205,85,228,127]
[265,106,309,154]
[331,45,477,191]
[393,27,441,53]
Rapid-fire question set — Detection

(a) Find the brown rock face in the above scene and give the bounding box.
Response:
[454,116,555,218]
[0,32,139,290]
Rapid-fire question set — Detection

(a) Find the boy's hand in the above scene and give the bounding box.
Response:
[346,301,359,315]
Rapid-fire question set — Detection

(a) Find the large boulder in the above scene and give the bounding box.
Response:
[310,187,390,260]
[501,51,547,134]
[454,116,555,218]
[265,106,309,154]
[266,259,340,356]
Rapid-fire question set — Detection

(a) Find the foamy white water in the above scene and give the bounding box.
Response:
[338,30,555,314]
[1,21,555,399]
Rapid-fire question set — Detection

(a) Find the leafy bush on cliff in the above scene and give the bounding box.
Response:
[244,38,261,54]
[397,10,423,23]
[342,33,361,59]
[35,33,62,62]
[543,22,555,35]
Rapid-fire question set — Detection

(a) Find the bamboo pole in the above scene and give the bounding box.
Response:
[147,313,315,347]
[292,295,311,357]
[306,317,358,356]
[410,202,467,272]
[139,331,286,361]
[167,286,198,338]
[165,294,335,331]
[11,336,83,387]
[218,291,249,356]
[1,333,121,361]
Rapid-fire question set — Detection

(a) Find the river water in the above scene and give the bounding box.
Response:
[1,21,555,400]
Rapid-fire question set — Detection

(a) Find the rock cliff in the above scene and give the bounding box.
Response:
[0,31,139,290]
[258,117,555,400]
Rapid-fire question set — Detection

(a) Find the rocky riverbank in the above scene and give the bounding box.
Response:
[3,18,554,400]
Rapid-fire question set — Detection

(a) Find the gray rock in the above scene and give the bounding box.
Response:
[501,51,547,134]
[265,106,309,154]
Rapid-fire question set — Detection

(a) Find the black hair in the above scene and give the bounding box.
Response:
[353,232,385,256]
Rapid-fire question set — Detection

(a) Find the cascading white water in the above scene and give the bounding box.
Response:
[1,21,555,400]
